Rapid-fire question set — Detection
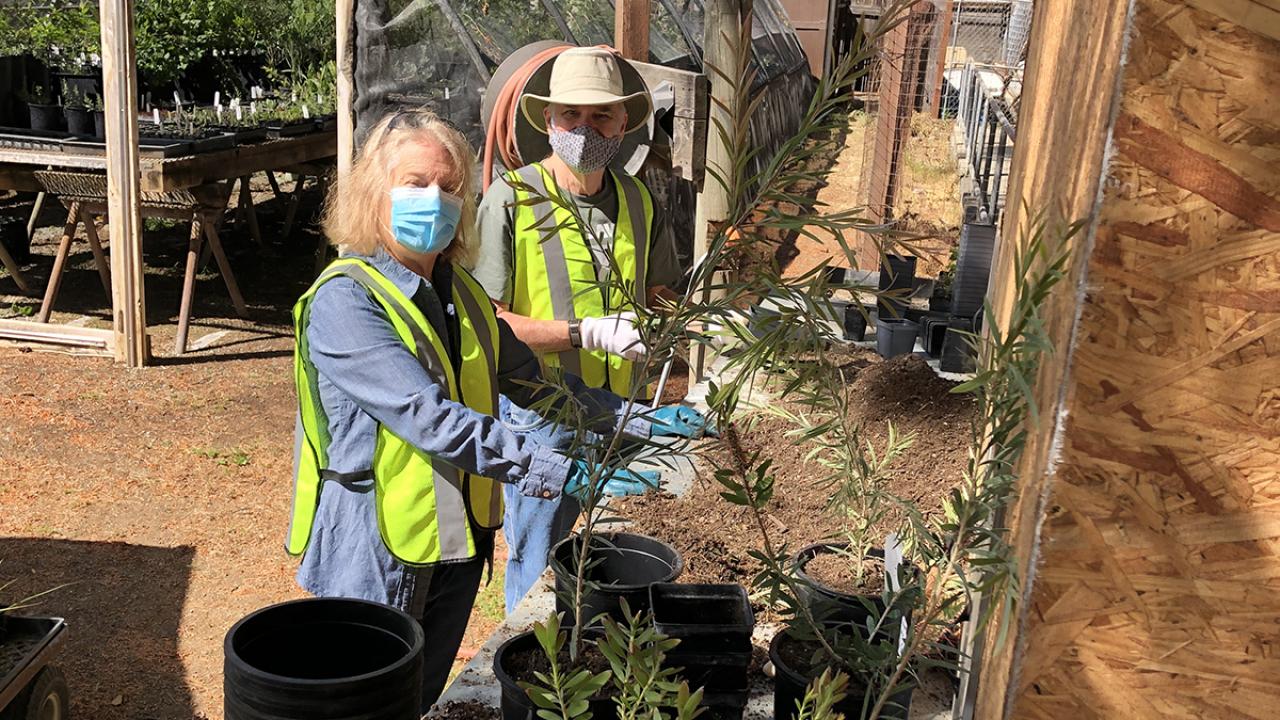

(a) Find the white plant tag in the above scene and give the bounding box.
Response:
[302,105,310,119]
[214,91,221,107]
[152,108,160,124]
[884,533,906,654]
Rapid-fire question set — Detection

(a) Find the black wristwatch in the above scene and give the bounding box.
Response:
[568,319,583,349]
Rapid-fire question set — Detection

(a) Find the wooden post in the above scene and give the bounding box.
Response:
[974,0,1280,716]
[336,0,356,177]
[929,0,954,116]
[99,0,147,365]
[615,0,651,61]
[688,0,744,388]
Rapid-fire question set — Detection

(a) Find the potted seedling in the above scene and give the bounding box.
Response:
[256,99,315,138]
[494,602,705,720]
[24,86,62,132]
[61,84,95,137]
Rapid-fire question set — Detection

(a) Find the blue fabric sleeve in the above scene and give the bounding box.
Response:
[306,279,571,498]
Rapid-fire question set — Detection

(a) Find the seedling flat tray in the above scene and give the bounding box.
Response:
[0,616,67,712]
[0,128,68,152]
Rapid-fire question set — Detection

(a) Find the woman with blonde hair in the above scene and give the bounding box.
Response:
[285,109,668,711]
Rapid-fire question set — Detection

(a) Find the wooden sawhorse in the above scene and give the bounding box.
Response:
[32,170,248,355]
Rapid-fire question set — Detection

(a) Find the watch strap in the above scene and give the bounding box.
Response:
[568,319,582,349]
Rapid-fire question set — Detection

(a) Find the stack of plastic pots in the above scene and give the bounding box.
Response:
[650,583,755,719]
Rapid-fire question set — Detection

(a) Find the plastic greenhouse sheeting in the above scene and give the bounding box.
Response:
[354,0,812,142]
[353,0,819,276]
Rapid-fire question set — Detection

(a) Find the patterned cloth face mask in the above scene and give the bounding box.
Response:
[388,185,464,255]
[548,123,622,174]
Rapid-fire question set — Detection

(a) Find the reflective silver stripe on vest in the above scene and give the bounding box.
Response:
[617,174,649,298]
[514,165,583,378]
[331,263,472,562]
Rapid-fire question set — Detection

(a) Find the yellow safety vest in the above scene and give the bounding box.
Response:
[288,257,503,566]
[507,163,654,395]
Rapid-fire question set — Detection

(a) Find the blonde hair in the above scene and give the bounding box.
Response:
[322,109,479,268]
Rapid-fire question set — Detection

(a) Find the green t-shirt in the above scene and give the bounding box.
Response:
[470,168,682,305]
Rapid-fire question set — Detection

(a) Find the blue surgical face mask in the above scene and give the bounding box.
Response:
[388,185,464,255]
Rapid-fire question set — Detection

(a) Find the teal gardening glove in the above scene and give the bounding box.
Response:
[649,405,719,439]
[565,460,661,501]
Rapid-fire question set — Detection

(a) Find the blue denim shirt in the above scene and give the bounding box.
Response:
[295,250,648,612]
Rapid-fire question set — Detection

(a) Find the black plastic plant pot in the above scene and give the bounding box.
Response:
[64,106,95,136]
[493,629,615,720]
[650,583,754,652]
[552,532,683,624]
[769,628,912,720]
[93,110,105,138]
[223,597,424,720]
[941,317,977,374]
[792,543,910,637]
[842,305,868,341]
[28,103,63,131]
[875,318,919,359]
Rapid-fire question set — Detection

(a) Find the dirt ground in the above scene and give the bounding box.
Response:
[620,349,976,590]
[0,107,969,717]
[0,181,506,719]
[785,111,961,283]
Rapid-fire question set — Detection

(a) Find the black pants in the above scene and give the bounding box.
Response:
[414,532,492,713]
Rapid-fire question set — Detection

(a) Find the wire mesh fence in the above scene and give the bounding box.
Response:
[840,0,1032,273]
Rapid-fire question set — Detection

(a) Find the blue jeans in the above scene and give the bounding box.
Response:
[500,396,585,614]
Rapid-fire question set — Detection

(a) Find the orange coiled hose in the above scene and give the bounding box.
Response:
[481,45,569,192]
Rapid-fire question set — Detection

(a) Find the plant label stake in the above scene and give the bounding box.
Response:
[214,91,221,107]
[884,532,907,655]
[152,108,160,125]
[651,353,676,410]
[302,105,310,119]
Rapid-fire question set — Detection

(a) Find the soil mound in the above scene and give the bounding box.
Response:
[620,350,976,591]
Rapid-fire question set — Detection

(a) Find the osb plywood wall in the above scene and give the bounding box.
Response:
[978,0,1280,717]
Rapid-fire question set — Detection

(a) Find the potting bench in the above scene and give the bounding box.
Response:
[0,130,336,354]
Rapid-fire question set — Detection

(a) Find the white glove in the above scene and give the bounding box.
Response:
[580,313,647,361]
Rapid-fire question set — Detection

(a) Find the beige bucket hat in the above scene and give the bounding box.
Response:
[520,47,652,135]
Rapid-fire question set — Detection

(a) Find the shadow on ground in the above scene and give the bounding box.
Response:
[0,538,202,720]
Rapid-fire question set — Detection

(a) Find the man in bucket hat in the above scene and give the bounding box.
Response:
[471,46,697,613]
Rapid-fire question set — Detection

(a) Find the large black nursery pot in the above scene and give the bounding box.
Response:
[769,627,912,720]
[28,103,63,131]
[64,105,95,136]
[224,597,424,720]
[877,254,917,317]
[494,629,616,720]
[552,532,683,624]
[792,543,910,639]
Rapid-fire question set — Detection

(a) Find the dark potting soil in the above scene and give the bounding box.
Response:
[775,632,841,680]
[434,700,500,719]
[805,553,885,596]
[505,640,614,693]
[620,352,974,596]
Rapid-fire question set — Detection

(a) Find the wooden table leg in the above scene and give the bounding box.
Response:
[25,191,46,243]
[203,218,248,318]
[280,174,307,241]
[174,214,206,355]
[37,203,82,323]
[80,207,111,298]
[0,232,31,294]
[265,171,285,201]
[238,174,263,247]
